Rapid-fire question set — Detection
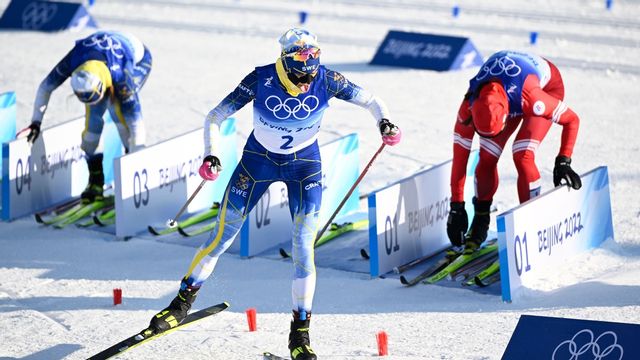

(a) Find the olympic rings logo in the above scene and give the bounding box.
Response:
[264,95,319,120]
[552,329,623,360]
[22,2,58,30]
[475,55,522,81]
[82,33,125,59]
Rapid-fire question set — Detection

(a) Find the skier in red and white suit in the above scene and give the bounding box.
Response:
[446,50,582,253]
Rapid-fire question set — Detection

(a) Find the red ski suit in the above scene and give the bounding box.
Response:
[451,57,580,204]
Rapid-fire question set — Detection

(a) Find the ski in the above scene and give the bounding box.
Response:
[34,199,84,225]
[147,203,219,236]
[394,247,453,274]
[178,220,217,237]
[93,208,116,226]
[399,249,461,287]
[76,207,115,228]
[423,243,498,285]
[87,302,229,360]
[464,259,501,287]
[449,250,499,282]
[54,196,115,229]
[263,352,289,360]
[279,219,368,258]
[360,248,370,260]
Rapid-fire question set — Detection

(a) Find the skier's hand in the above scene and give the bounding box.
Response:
[199,155,222,181]
[25,122,41,144]
[446,202,468,247]
[379,118,401,146]
[553,155,582,190]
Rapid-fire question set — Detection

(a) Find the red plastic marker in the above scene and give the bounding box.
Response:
[245,308,257,331]
[113,288,122,306]
[376,331,388,356]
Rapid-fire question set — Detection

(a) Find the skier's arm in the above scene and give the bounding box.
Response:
[522,77,580,158]
[204,70,257,157]
[31,50,75,124]
[113,66,146,152]
[451,98,475,202]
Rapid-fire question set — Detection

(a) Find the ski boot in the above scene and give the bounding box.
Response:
[288,310,317,360]
[463,197,491,254]
[81,154,104,204]
[148,281,199,335]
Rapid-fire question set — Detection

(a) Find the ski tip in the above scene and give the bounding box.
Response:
[279,248,290,258]
[177,227,190,237]
[474,277,487,287]
[147,225,160,236]
[34,214,45,224]
[399,275,409,285]
[360,248,370,259]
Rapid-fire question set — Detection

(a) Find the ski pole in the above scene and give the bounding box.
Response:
[167,179,208,228]
[314,143,386,246]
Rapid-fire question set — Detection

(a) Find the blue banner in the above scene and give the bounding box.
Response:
[370,30,483,71]
[0,0,97,32]
[503,315,640,360]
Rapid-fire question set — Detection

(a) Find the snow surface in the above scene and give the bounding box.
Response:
[1,0,640,359]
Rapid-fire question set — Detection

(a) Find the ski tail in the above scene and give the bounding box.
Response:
[87,302,229,360]
[279,219,368,258]
[400,248,460,286]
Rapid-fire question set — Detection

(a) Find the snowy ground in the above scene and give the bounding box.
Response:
[1,0,639,359]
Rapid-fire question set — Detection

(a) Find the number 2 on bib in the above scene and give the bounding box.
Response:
[280,135,294,150]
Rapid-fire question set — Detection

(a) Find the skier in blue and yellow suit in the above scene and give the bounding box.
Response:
[148,28,401,360]
[26,31,152,202]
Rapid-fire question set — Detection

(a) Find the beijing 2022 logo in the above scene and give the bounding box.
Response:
[21,1,58,30]
[552,329,623,360]
[265,95,319,120]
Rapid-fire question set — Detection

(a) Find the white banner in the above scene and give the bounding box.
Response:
[368,151,479,276]
[236,134,361,257]
[114,119,237,238]
[497,166,614,302]
[1,117,124,221]
[2,118,87,220]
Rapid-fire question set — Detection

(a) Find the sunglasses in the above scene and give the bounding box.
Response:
[284,47,321,62]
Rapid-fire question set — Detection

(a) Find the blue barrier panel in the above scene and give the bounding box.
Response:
[370,30,483,71]
[101,113,124,185]
[0,92,17,180]
[503,315,639,359]
[0,0,97,32]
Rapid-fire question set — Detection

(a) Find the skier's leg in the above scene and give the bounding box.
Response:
[80,102,108,202]
[149,148,272,333]
[465,119,520,252]
[284,145,322,360]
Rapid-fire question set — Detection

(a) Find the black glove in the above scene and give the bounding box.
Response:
[26,122,41,144]
[203,155,222,169]
[446,202,468,247]
[553,156,582,190]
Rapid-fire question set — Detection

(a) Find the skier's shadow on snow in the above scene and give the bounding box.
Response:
[0,344,81,360]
